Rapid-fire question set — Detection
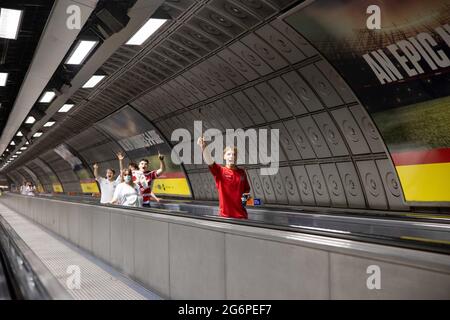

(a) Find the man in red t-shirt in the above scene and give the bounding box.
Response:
[138,154,165,206]
[198,137,251,219]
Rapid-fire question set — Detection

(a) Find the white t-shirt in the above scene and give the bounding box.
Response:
[97,177,120,204]
[112,182,141,207]
[25,186,35,196]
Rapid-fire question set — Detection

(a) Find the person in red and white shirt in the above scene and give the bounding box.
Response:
[198,137,251,219]
[138,153,165,206]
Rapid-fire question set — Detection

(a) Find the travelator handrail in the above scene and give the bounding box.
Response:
[19,192,450,256]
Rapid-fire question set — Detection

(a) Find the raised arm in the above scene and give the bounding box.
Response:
[93,163,99,180]
[156,152,165,176]
[197,136,214,166]
[117,152,125,172]
[116,152,125,181]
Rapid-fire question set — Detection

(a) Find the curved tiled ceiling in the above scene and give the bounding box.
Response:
[5,0,410,212]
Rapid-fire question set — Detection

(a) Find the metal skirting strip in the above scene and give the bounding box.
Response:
[0,204,161,300]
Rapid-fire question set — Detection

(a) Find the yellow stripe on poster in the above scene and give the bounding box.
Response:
[52,183,63,193]
[396,162,450,202]
[81,182,100,193]
[401,236,450,245]
[152,178,191,197]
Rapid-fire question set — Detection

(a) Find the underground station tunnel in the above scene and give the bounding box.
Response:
[0,0,449,303]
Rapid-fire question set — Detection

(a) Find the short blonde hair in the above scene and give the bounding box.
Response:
[223,146,238,156]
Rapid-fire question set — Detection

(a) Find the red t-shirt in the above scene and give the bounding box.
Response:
[136,170,158,204]
[209,163,250,219]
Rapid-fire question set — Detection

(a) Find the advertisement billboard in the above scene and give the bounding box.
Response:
[285,0,450,203]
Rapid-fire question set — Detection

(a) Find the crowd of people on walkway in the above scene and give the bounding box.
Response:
[94,151,165,208]
[20,181,36,196]
[16,140,252,219]
[95,141,251,219]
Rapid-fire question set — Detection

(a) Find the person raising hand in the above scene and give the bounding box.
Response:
[197,137,250,219]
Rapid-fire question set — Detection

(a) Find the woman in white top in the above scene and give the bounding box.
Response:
[25,182,36,196]
[110,169,141,207]
[20,182,36,196]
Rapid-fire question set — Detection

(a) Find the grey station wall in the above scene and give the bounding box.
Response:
[2,193,450,299]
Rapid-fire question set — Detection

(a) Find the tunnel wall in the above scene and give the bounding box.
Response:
[41,149,82,194]
[0,174,9,188]
[6,172,23,190]
[25,162,52,193]
[285,1,450,205]
[6,17,407,211]
[20,166,45,193]
[4,0,450,211]
[65,127,130,181]
[31,158,64,193]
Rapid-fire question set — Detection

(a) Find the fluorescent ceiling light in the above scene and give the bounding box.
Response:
[12,155,17,158]
[44,121,55,127]
[0,8,23,40]
[16,151,21,154]
[25,142,29,145]
[5,148,8,151]
[0,72,8,86]
[126,18,167,45]
[82,75,105,88]
[66,40,98,65]
[20,147,27,150]
[16,131,23,137]
[25,116,36,124]
[33,132,43,137]
[10,141,15,146]
[39,91,56,103]
[58,104,74,113]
